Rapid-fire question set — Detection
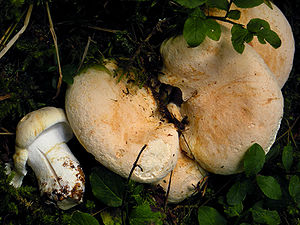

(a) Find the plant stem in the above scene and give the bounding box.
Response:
[121,144,147,225]
[0,5,33,59]
[46,1,63,99]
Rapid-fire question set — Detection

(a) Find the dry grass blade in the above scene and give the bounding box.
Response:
[46,1,63,99]
[0,94,11,101]
[0,5,33,59]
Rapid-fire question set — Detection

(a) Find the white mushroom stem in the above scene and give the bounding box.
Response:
[11,107,85,210]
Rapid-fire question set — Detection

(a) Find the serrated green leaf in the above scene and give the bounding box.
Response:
[207,0,229,10]
[282,143,293,172]
[198,206,227,225]
[205,19,221,41]
[175,0,207,8]
[233,0,263,8]
[183,8,207,47]
[243,143,265,177]
[247,18,270,33]
[251,207,280,225]
[256,175,282,200]
[90,167,125,207]
[129,203,163,225]
[227,10,241,20]
[100,209,122,225]
[289,175,300,208]
[226,180,248,205]
[71,211,100,225]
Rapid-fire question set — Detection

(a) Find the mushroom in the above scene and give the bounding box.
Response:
[155,150,207,203]
[65,65,179,183]
[11,107,85,210]
[159,26,283,174]
[208,2,295,88]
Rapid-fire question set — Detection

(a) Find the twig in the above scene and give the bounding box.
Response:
[0,5,33,59]
[46,1,63,99]
[164,170,173,211]
[276,116,299,145]
[0,94,11,101]
[77,36,94,72]
[88,25,121,34]
[121,144,147,225]
[0,127,14,135]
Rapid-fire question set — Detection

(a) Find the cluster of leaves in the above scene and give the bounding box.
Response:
[175,0,281,53]
[71,166,164,225]
[197,143,300,225]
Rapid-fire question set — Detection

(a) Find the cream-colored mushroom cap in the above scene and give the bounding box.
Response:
[160,26,283,174]
[15,107,72,148]
[208,2,295,88]
[65,65,179,183]
[155,151,207,203]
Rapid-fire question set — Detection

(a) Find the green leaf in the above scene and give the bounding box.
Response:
[62,64,77,85]
[71,211,100,225]
[198,206,227,225]
[129,203,163,225]
[183,8,207,47]
[247,18,270,33]
[207,0,229,10]
[289,175,300,208]
[226,180,248,205]
[231,24,248,53]
[233,0,263,8]
[227,10,241,20]
[265,144,281,161]
[90,167,125,207]
[100,209,122,225]
[243,143,265,177]
[263,0,273,9]
[175,0,207,8]
[205,19,221,41]
[256,175,282,200]
[282,143,293,172]
[251,207,281,225]
[224,203,243,217]
[257,29,281,49]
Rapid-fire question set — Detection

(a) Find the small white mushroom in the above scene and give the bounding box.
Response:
[208,2,295,88]
[160,26,283,174]
[65,65,179,183]
[11,107,85,210]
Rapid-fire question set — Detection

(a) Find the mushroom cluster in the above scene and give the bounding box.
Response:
[63,3,294,203]
[11,107,85,210]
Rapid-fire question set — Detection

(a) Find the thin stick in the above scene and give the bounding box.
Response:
[276,116,299,142]
[164,170,173,211]
[46,2,63,99]
[0,26,13,47]
[88,25,121,34]
[0,94,11,101]
[0,5,33,59]
[121,144,147,225]
[77,36,93,72]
